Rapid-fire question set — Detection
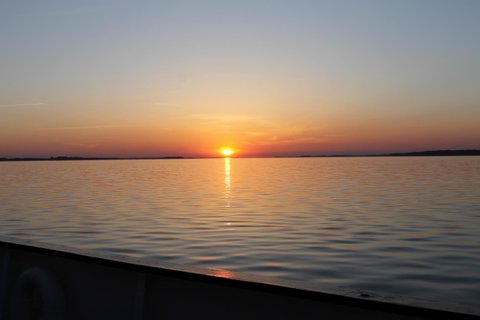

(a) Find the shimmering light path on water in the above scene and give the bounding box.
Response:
[1,157,479,306]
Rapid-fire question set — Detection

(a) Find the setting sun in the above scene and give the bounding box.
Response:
[220,148,234,157]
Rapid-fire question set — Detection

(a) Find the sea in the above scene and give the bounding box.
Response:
[1,156,479,307]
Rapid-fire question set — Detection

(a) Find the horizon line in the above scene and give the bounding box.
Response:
[1,149,479,161]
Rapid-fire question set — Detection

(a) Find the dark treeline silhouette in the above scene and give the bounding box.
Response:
[0,156,185,161]
[383,149,480,157]
[296,149,480,158]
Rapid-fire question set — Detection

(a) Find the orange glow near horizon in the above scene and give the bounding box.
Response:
[2,117,479,158]
[220,147,234,157]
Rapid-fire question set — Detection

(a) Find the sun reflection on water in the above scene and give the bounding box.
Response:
[210,268,236,279]
[224,157,231,207]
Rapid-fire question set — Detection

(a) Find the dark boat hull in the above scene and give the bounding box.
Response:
[0,236,477,319]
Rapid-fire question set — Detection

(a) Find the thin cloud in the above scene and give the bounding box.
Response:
[39,124,138,130]
[324,133,347,137]
[187,113,268,124]
[0,103,46,107]
[63,142,99,149]
[153,102,180,107]
[17,6,104,17]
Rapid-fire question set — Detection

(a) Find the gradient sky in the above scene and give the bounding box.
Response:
[1,0,479,157]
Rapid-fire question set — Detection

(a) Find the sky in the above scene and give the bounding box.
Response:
[1,0,479,157]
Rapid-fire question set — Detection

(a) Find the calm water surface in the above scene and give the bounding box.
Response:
[1,157,479,306]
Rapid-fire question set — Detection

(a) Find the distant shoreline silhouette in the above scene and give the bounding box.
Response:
[298,149,480,158]
[0,150,479,162]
